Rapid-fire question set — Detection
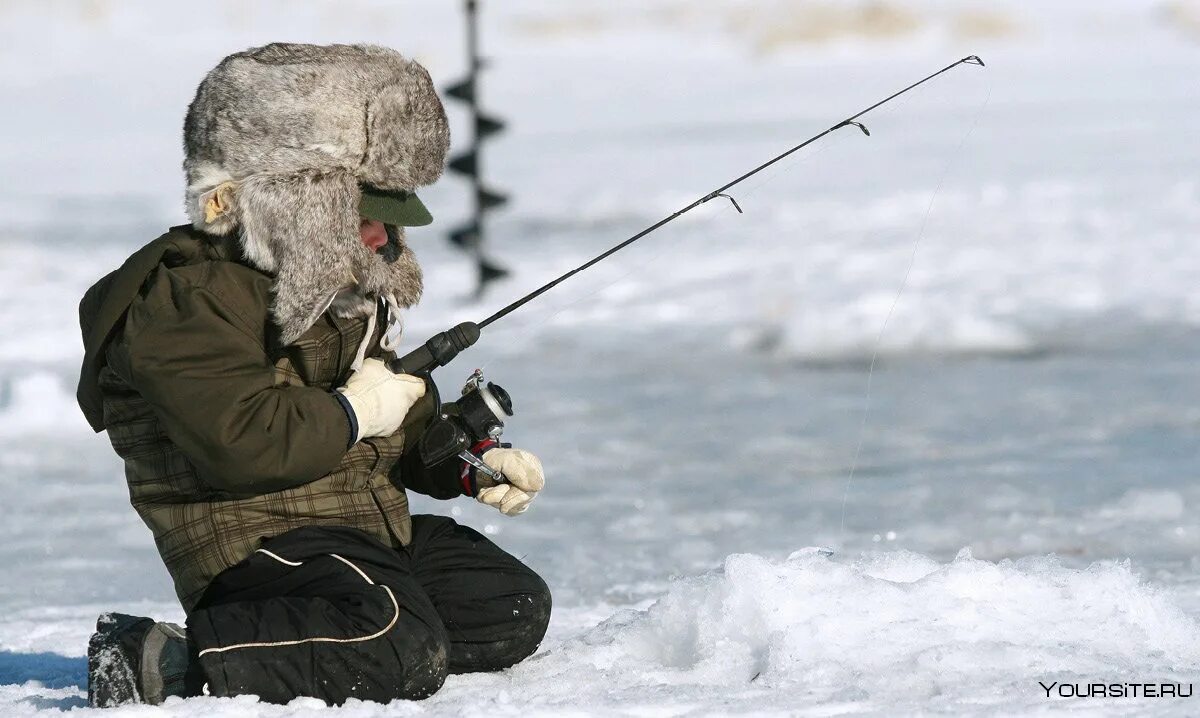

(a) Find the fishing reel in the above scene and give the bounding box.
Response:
[418,368,514,483]
[387,322,513,482]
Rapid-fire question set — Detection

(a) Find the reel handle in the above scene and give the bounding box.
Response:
[388,321,480,376]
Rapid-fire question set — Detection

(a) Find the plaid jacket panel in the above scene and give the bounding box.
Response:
[100,307,414,612]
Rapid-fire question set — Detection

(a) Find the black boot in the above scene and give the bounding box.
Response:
[87,612,203,707]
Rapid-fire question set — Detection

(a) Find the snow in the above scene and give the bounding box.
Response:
[1,0,1200,715]
[4,551,1199,715]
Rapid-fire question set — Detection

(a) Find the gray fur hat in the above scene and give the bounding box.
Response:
[183,43,449,344]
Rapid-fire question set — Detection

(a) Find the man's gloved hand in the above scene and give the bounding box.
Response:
[465,446,545,516]
[336,358,426,443]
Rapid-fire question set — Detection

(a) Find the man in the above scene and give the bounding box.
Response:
[75,43,550,706]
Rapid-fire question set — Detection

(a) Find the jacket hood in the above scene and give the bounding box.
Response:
[77,226,238,431]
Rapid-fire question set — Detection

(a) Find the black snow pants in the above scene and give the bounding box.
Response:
[185,516,551,705]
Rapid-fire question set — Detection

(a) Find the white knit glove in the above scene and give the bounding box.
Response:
[336,358,426,443]
[475,448,544,516]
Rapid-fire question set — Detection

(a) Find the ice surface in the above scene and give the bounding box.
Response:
[1,0,1199,715]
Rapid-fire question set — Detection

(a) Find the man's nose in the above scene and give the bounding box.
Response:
[362,224,388,251]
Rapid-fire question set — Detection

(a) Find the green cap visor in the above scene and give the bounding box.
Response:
[358,185,433,227]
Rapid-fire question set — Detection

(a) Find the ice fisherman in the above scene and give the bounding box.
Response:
[75,43,551,706]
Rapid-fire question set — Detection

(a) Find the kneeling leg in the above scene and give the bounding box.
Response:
[188,526,449,704]
[407,515,552,674]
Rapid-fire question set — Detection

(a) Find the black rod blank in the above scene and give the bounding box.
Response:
[478,55,984,330]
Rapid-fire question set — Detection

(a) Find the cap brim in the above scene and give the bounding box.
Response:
[359,186,433,227]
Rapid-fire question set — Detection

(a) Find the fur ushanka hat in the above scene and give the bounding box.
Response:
[183,43,450,344]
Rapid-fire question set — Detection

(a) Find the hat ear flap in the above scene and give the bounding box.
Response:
[236,170,360,344]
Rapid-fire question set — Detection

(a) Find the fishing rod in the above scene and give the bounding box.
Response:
[391,55,985,478]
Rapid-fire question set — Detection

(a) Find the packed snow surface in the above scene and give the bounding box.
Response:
[1,0,1199,715]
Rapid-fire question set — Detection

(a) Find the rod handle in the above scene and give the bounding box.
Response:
[389,322,481,376]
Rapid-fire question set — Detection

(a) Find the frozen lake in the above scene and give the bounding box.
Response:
[1,0,1198,714]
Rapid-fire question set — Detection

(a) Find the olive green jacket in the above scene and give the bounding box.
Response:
[77,225,459,612]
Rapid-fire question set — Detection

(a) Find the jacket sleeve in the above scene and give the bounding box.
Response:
[108,267,351,494]
[396,450,465,500]
[389,394,467,499]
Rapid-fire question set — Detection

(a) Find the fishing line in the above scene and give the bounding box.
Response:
[837,79,994,542]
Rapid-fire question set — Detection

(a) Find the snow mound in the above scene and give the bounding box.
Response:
[497,549,1200,713]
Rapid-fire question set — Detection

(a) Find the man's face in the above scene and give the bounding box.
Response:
[359,218,388,252]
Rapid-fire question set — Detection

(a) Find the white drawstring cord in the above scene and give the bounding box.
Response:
[349,300,377,372]
[380,293,404,356]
